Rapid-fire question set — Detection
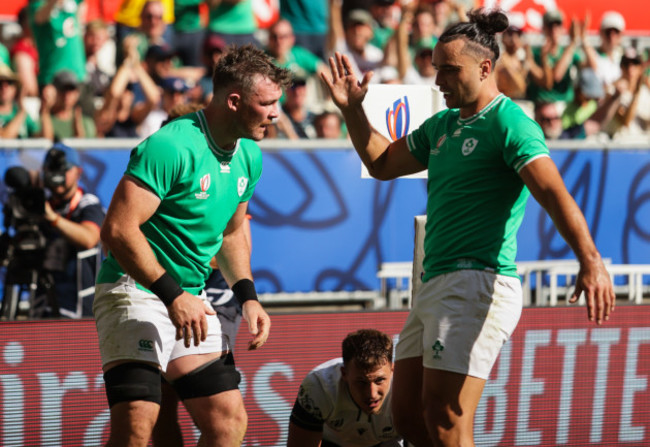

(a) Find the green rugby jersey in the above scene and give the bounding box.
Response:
[406,94,548,281]
[97,110,262,294]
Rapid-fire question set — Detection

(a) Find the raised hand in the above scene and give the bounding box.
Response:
[320,52,373,112]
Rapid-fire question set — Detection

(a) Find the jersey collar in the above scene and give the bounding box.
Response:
[196,110,240,161]
[457,94,505,126]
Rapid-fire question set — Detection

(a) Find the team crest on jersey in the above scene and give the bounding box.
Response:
[195,174,211,199]
[461,138,478,156]
[237,177,248,197]
[220,161,231,173]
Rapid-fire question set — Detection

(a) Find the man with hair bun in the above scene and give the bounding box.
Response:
[322,8,615,446]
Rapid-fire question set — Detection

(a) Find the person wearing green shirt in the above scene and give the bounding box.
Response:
[0,66,41,138]
[173,0,205,67]
[28,0,86,87]
[207,0,259,47]
[94,45,291,446]
[322,9,615,447]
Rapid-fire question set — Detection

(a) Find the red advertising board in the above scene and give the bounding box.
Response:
[0,306,649,446]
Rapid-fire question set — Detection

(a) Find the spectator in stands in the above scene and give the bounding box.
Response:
[431,0,469,33]
[142,43,175,86]
[287,329,402,447]
[40,70,96,139]
[10,7,39,98]
[172,0,206,67]
[369,0,399,52]
[313,110,345,139]
[113,0,175,55]
[603,48,650,140]
[37,143,104,318]
[588,11,626,91]
[328,4,385,82]
[28,0,86,88]
[193,35,228,105]
[396,1,437,85]
[561,68,605,130]
[526,10,587,105]
[496,26,529,100]
[279,0,328,60]
[137,77,191,138]
[207,0,260,47]
[266,19,327,81]
[82,20,114,116]
[116,0,172,65]
[409,4,439,52]
[280,77,317,138]
[94,36,161,137]
[0,66,42,138]
[535,90,620,140]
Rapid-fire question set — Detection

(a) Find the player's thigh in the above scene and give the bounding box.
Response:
[392,356,424,414]
[183,388,246,432]
[422,367,485,426]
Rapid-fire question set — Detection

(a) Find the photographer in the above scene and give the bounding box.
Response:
[36,143,104,318]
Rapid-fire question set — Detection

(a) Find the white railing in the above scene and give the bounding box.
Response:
[376,259,650,309]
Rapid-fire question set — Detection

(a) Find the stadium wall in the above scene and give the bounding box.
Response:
[1,141,650,294]
[0,306,649,446]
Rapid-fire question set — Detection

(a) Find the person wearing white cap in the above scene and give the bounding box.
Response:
[584,11,626,91]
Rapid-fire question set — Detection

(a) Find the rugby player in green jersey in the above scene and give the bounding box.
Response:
[94,45,291,447]
[322,9,615,447]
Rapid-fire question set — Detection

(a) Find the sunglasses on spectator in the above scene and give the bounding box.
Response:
[0,79,16,86]
[143,13,163,20]
[540,116,561,123]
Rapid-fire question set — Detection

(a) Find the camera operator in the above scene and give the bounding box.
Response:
[37,142,105,318]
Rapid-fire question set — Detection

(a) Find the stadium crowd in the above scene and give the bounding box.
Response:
[0,0,648,142]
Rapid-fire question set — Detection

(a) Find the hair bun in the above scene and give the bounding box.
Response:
[469,8,509,35]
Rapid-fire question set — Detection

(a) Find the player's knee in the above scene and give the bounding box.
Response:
[171,351,241,400]
[103,362,162,407]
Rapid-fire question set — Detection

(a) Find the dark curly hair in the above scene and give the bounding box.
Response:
[212,44,292,95]
[342,329,393,372]
[439,8,509,65]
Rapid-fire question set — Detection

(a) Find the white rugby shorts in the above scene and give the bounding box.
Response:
[94,275,227,371]
[395,269,522,379]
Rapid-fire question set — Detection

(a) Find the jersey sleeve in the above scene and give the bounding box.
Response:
[289,372,332,431]
[238,141,262,203]
[406,111,445,166]
[501,109,549,173]
[125,132,185,199]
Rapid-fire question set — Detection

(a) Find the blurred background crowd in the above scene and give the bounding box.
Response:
[0,0,649,143]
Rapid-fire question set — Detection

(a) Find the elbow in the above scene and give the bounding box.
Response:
[100,220,123,252]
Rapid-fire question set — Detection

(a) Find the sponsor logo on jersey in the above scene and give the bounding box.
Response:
[461,138,478,156]
[385,96,410,141]
[453,127,462,137]
[195,174,211,199]
[237,177,248,197]
[220,161,231,173]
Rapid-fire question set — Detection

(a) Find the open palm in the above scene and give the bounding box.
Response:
[320,52,373,111]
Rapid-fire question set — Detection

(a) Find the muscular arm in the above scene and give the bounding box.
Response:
[519,157,615,324]
[101,175,215,346]
[215,202,270,350]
